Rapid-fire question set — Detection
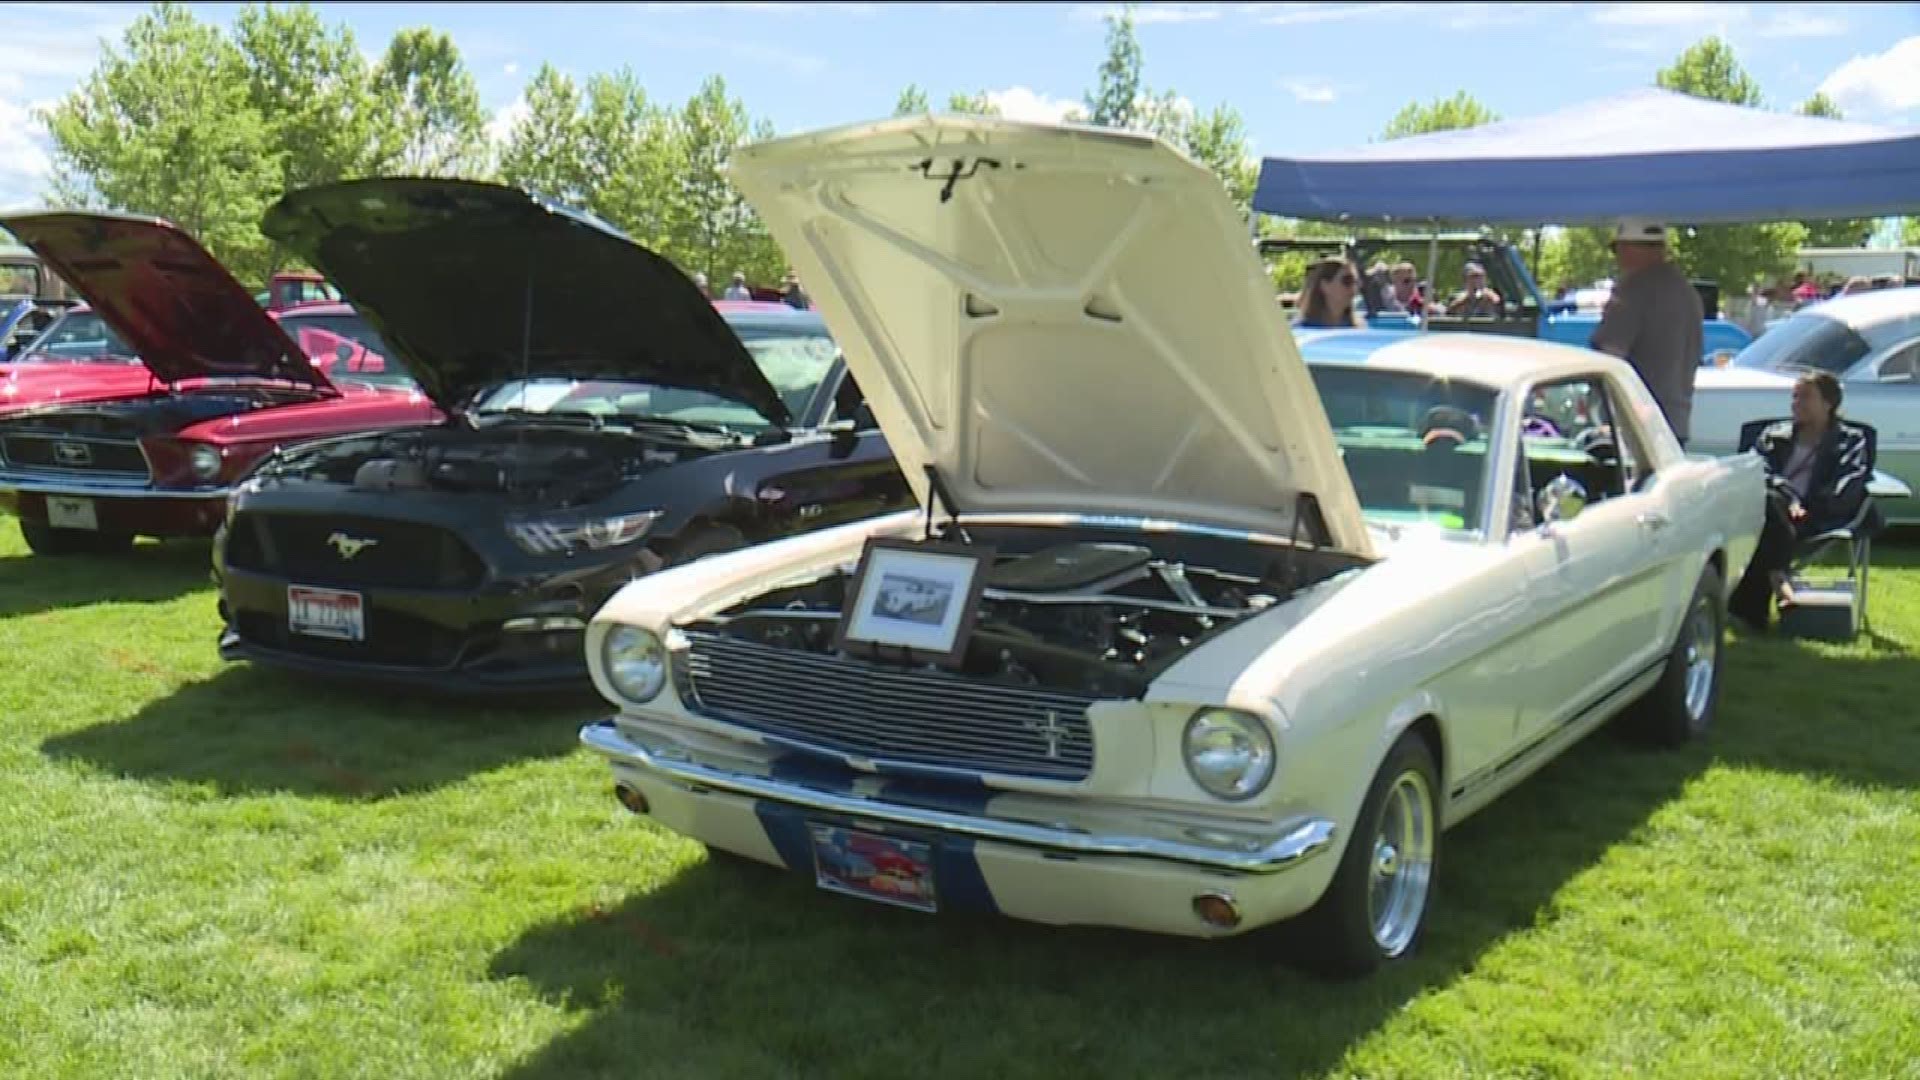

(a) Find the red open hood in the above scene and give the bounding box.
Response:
[0,212,333,392]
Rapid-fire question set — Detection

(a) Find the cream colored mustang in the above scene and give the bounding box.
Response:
[580,115,1766,977]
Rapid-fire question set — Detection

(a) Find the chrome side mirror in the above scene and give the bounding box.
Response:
[1537,473,1587,525]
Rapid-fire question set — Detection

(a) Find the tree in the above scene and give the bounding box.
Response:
[893,84,929,116]
[1796,93,1875,249]
[1654,38,1799,290]
[1905,218,1920,247]
[1083,4,1143,129]
[372,28,487,176]
[666,76,782,284]
[581,68,678,251]
[39,3,282,282]
[945,91,999,116]
[1180,102,1256,211]
[1379,91,1499,140]
[497,64,591,208]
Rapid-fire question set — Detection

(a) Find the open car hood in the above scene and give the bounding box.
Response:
[729,115,1370,555]
[259,178,789,423]
[0,212,330,391]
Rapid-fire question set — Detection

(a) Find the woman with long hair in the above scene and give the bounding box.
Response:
[1295,257,1367,329]
[1728,370,1873,631]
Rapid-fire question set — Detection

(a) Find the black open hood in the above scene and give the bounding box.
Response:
[260,178,789,423]
[0,211,331,390]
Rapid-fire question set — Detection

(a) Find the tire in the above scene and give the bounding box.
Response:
[662,523,746,567]
[20,519,134,557]
[1624,562,1725,748]
[1289,731,1442,980]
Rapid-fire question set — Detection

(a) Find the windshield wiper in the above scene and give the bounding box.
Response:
[621,416,758,444]
[474,408,607,429]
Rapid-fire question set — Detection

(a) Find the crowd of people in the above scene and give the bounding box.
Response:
[686,267,812,310]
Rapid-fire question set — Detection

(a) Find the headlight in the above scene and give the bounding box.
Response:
[602,625,667,703]
[189,444,222,481]
[507,510,662,556]
[1182,708,1276,801]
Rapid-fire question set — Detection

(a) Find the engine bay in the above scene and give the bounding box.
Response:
[258,423,699,508]
[691,532,1360,698]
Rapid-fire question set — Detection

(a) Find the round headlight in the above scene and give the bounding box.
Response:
[602,625,666,703]
[189,444,222,481]
[1182,708,1276,801]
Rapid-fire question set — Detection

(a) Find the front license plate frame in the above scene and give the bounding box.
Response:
[45,496,97,531]
[288,585,366,642]
[809,824,938,913]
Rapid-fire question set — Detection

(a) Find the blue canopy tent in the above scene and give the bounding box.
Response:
[1252,88,1920,226]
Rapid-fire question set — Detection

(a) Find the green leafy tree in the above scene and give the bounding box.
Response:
[582,68,678,251]
[1537,227,1617,295]
[38,2,282,282]
[1796,93,1875,249]
[945,90,999,116]
[497,64,591,208]
[372,28,487,176]
[893,84,930,116]
[666,76,782,284]
[1905,218,1920,247]
[1379,90,1500,140]
[1083,4,1143,129]
[1180,102,1256,211]
[1654,38,1799,290]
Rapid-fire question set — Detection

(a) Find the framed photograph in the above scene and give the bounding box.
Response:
[835,538,995,669]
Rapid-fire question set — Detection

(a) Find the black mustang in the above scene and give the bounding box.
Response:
[213,177,909,692]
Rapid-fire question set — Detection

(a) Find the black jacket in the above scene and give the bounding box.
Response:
[1753,419,1872,531]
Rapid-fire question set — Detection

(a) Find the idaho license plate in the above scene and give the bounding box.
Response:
[809,824,938,913]
[288,585,365,642]
[45,496,97,530]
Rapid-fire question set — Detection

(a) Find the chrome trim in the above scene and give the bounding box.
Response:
[580,720,1338,874]
[503,616,589,633]
[0,472,229,499]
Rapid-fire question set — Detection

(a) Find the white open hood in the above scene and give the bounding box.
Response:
[729,115,1370,557]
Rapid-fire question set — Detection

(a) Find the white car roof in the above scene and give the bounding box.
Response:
[1296,329,1636,393]
[1800,285,1920,329]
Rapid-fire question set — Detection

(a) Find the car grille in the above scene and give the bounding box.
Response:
[234,611,465,668]
[225,512,488,590]
[0,417,150,482]
[674,630,1098,782]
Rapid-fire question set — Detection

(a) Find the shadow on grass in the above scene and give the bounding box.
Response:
[40,664,600,801]
[487,636,1920,1079]
[0,538,214,619]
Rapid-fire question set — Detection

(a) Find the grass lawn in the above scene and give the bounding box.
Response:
[2,514,1917,1079]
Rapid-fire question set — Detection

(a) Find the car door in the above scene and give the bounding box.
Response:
[748,365,911,534]
[1839,331,1920,521]
[1504,373,1683,744]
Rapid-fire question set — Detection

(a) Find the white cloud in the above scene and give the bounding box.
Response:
[485,97,529,147]
[1817,36,1920,117]
[983,86,1085,124]
[1590,2,1746,27]
[1258,3,1411,26]
[503,61,520,76]
[1282,78,1338,105]
[0,6,130,210]
[1756,11,1847,38]
[0,96,53,211]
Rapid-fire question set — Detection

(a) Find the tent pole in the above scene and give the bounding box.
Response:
[1423,228,1439,333]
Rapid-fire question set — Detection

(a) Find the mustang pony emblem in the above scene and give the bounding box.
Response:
[326,531,379,560]
[1024,711,1070,759]
[53,441,92,466]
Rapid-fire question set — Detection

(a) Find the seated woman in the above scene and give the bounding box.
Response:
[1729,371,1873,631]
[1294,257,1367,329]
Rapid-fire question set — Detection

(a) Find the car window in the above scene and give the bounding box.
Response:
[278,311,415,390]
[1732,312,1869,375]
[16,309,137,362]
[1878,340,1920,383]
[1306,364,1500,534]
[1519,375,1639,514]
[734,326,842,420]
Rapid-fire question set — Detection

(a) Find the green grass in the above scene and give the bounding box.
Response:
[2,516,1917,1079]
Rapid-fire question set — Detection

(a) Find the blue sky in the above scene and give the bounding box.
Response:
[1,2,1917,210]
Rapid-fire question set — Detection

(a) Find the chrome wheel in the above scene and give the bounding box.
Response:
[1683,594,1719,726]
[1366,769,1435,957]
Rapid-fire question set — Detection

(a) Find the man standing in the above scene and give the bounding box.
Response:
[1590,219,1702,446]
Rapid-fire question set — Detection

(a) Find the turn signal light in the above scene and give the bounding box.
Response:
[1192,892,1242,929]
[614,784,650,815]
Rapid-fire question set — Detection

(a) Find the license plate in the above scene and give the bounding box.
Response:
[809,824,938,913]
[45,496,96,530]
[288,585,365,642]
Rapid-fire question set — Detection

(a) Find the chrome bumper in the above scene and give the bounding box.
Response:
[580,719,1338,875]
[0,472,229,499]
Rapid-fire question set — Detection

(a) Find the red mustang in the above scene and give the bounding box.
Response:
[0,212,441,556]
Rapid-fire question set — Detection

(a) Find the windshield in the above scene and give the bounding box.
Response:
[278,310,416,390]
[1308,364,1500,533]
[1732,311,1869,375]
[14,309,137,363]
[472,321,840,433]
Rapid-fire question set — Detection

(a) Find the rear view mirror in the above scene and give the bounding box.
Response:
[1537,473,1587,525]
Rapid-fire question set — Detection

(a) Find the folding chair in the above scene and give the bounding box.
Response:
[1738,418,1884,636]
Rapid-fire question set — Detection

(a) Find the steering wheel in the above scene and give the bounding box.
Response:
[1572,426,1615,455]
[1522,415,1561,439]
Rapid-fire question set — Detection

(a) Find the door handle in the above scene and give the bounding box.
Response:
[1636,511,1671,531]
